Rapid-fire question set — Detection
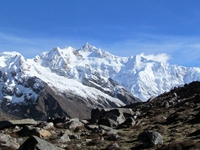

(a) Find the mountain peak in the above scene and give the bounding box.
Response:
[0,51,22,57]
[80,43,97,52]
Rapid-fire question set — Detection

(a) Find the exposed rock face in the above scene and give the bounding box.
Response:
[25,76,44,94]
[83,77,140,105]
[0,110,19,121]
[6,83,93,120]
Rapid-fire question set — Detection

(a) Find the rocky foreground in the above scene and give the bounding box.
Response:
[1,81,200,149]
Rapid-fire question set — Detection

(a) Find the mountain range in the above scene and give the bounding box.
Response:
[0,43,200,119]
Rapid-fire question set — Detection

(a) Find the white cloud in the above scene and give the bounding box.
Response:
[104,34,200,67]
[140,53,170,64]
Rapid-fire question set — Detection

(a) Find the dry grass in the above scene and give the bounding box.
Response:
[73,125,86,133]
[65,145,74,150]
[159,140,198,150]
[151,116,166,124]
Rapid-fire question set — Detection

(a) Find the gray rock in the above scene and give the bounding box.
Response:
[2,84,14,96]
[14,87,23,97]
[13,126,22,132]
[36,128,52,138]
[3,72,8,82]
[70,133,81,140]
[47,117,68,125]
[103,109,126,124]
[91,127,104,134]
[66,118,83,129]
[91,108,102,124]
[0,133,20,149]
[169,98,176,105]
[18,125,51,138]
[163,101,170,108]
[135,110,141,116]
[107,142,120,150]
[119,117,135,128]
[56,131,71,143]
[91,108,134,127]
[80,119,89,125]
[108,134,120,141]
[98,117,118,127]
[86,124,106,133]
[17,125,35,137]
[63,129,73,136]
[138,130,163,147]
[99,125,114,131]
[1,96,11,111]
[43,122,54,130]
[19,136,64,150]
[106,129,118,135]
[0,119,37,129]
[85,124,99,130]
[86,138,92,142]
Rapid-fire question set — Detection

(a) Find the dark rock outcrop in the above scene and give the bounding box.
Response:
[90,108,134,127]
[8,83,92,120]
[83,76,141,105]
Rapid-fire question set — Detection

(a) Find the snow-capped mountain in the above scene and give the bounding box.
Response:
[0,43,200,119]
[0,45,140,119]
[35,43,200,100]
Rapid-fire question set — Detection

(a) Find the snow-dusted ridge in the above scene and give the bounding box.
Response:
[1,43,200,106]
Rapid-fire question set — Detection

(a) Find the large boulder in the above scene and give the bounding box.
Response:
[37,128,52,138]
[17,125,52,138]
[98,117,118,128]
[0,119,37,129]
[0,133,20,149]
[91,108,134,127]
[18,136,64,150]
[90,108,102,124]
[56,131,71,143]
[65,118,83,129]
[138,130,163,148]
[118,117,135,128]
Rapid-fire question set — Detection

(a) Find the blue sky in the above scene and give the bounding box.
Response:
[0,0,200,67]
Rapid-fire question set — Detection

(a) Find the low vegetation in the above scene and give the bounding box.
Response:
[1,81,200,149]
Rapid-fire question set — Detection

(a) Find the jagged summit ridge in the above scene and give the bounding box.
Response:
[1,43,200,102]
